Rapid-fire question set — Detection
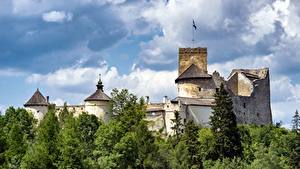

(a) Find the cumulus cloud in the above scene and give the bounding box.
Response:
[0,105,6,115]
[42,11,73,23]
[26,63,177,103]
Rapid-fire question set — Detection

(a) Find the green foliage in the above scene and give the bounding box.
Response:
[21,110,60,169]
[1,89,299,169]
[57,115,83,169]
[170,111,183,145]
[210,83,242,159]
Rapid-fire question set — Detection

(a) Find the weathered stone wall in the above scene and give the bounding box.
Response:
[229,69,272,125]
[178,48,207,75]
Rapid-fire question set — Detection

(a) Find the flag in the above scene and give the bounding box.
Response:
[193,20,197,30]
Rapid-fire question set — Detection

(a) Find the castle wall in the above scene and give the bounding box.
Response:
[230,70,272,125]
[84,100,110,122]
[25,106,48,121]
[178,48,207,75]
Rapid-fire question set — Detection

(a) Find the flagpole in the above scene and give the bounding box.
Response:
[192,21,194,48]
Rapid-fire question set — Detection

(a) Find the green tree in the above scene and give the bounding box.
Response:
[21,110,60,169]
[58,102,71,127]
[209,83,242,159]
[182,121,203,169]
[77,113,100,168]
[57,115,83,169]
[170,111,183,145]
[292,110,300,133]
[1,107,36,168]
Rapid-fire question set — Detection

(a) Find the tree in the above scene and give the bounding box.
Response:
[57,115,83,169]
[292,110,300,133]
[181,121,203,169]
[1,107,36,168]
[170,111,183,145]
[21,110,60,169]
[58,102,71,127]
[77,113,101,168]
[209,83,242,159]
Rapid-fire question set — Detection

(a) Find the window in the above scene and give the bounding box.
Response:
[257,113,259,117]
[216,88,219,92]
[243,103,246,108]
[198,87,202,91]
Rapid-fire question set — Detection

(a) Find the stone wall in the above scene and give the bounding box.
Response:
[178,48,207,75]
[228,69,272,124]
[25,106,48,122]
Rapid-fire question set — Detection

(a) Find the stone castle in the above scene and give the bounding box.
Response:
[24,47,272,134]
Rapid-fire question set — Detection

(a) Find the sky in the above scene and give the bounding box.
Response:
[0,0,299,127]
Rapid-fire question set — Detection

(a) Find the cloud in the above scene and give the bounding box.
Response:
[42,11,73,23]
[0,105,6,115]
[0,68,27,77]
[26,63,177,103]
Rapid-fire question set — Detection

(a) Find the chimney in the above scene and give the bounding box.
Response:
[163,96,168,104]
[46,96,49,103]
[146,96,150,104]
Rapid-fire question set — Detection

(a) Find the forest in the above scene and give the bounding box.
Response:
[0,85,299,169]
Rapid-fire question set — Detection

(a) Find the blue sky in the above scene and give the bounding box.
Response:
[0,0,300,127]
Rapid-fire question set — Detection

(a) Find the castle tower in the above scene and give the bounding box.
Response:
[178,47,207,75]
[176,47,216,98]
[84,74,110,122]
[24,88,49,121]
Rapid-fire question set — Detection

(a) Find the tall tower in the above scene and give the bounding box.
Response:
[178,47,207,75]
[84,74,110,122]
[24,88,49,121]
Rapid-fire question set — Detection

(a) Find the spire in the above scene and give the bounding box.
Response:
[96,74,104,91]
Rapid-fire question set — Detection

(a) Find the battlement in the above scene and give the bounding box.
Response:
[178,47,208,75]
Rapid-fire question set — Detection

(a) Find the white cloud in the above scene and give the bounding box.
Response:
[52,98,65,106]
[42,11,73,23]
[0,105,6,115]
[0,68,27,77]
[26,64,177,103]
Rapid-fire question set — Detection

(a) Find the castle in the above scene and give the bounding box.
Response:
[24,47,272,134]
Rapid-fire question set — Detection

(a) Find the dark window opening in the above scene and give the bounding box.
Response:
[198,87,202,91]
[216,88,219,92]
[257,113,259,117]
[243,103,246,108]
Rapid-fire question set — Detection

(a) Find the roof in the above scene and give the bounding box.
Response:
[84,89,110,101]
[85,74,111,102]
[24,89,49,107]
[228,68,269,81]
[171,97,214,106]
[175,64,211,83]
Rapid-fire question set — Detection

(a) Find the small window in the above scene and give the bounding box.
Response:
[243,103,246,108]
[37,110,40,113]
[257,113,259,117]
[167,105,169,108]
[216,88,219,92]
[198,87,202,91]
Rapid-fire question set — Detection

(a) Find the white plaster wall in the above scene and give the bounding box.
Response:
[25,106,48,121]
[84,101,110,122]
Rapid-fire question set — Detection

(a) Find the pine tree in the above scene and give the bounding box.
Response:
[170,111,183,144]
[209,83,242,159]
[292,110,300,133]
[182,121,203,169]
